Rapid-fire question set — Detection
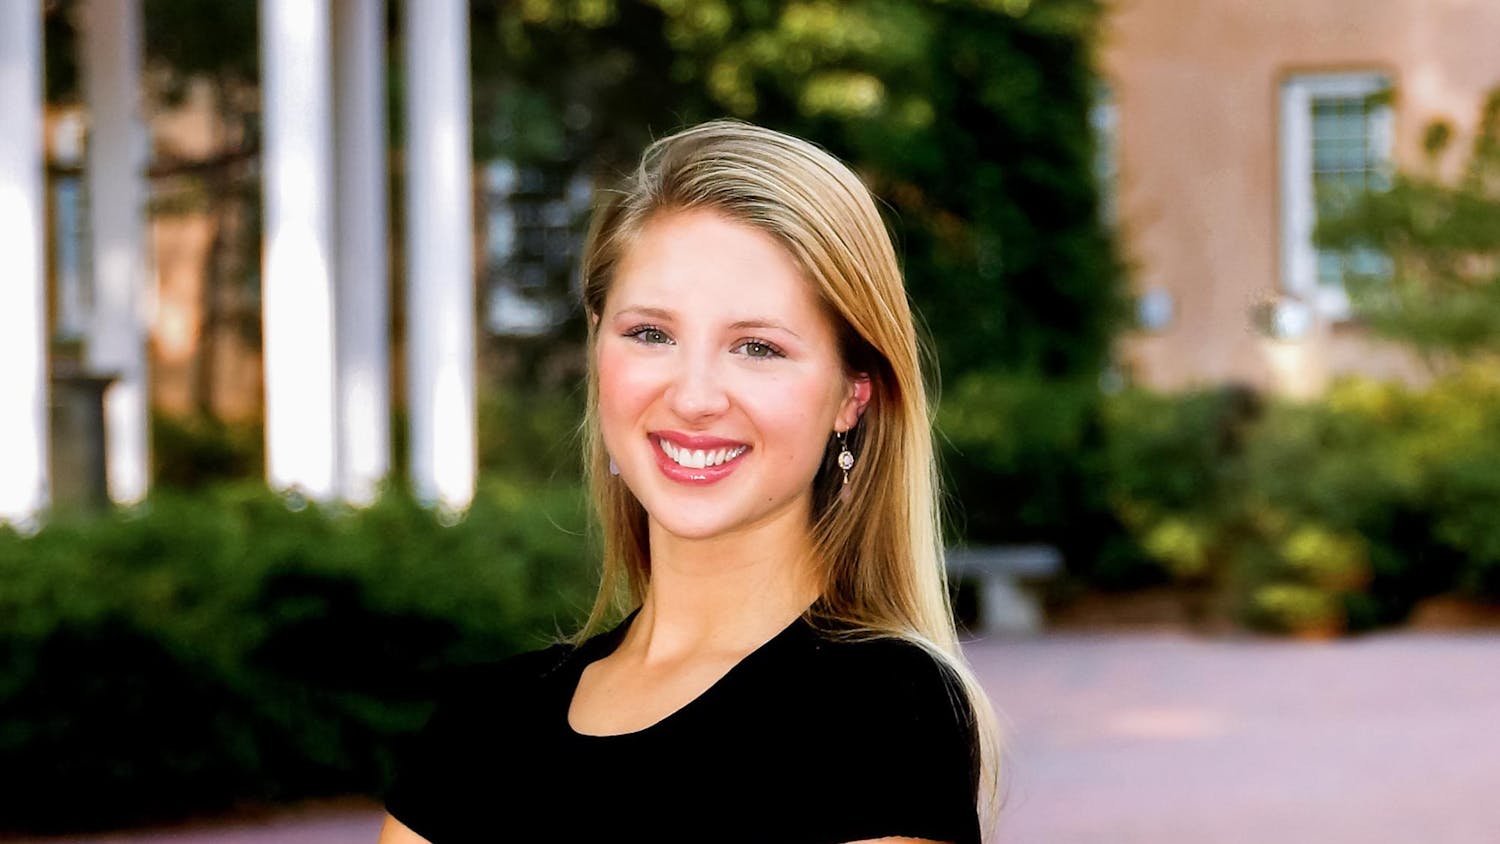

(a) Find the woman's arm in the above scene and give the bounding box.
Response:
[377,813,433,844]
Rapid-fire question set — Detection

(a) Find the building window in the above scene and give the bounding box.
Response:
[480,159,590,338]
[48,111,92,344]
[1279,73,1393,319]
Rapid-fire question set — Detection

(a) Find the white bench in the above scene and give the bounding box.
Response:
[946,545,1062,635]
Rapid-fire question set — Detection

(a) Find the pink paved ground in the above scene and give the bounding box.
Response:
[978,632,1500,843]
[20,631,1500,843]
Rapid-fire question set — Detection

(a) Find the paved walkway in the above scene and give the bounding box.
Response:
[20,632,1500,843]
[979,631,1500,844]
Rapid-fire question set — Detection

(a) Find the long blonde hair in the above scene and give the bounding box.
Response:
[576,119,1002,831]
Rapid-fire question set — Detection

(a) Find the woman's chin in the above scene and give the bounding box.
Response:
[647,511,744,543]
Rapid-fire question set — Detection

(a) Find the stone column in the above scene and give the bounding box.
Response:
[81,0,151,505]
[0,1,49,526]
[260,0,340,499]
[404,0,476,511]
[333,0,391,506]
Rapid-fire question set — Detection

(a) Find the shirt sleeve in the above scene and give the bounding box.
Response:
[383,676,481,843]
[817,643,983,844]
[383,644,570,843]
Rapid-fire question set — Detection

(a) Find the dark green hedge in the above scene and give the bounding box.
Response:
[0,479,596,835]
[940,368,1500,633]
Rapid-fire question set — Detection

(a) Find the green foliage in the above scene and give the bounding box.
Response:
[43,0,260,106]
[937,372,1161,591]
[1097,373,1500,634]
[1317,88,1500,367]
[43,4,80,104]
[0,479,595,835]
[152,412,264,489]
[1103,386,1260,584]
[477,385,587,482]
[473,0,1125,380]
[143,0,260,98]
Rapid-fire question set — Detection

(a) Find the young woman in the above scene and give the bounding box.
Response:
[380,120,1000,844]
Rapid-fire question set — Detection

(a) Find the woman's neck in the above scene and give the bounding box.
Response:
[623,515,822,665]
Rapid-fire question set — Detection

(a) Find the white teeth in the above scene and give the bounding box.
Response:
[657,439,746,469]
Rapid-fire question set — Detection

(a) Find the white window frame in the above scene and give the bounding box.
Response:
[1279,72,1393,320]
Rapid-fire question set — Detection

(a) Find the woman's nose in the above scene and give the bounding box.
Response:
[667,351,731,421]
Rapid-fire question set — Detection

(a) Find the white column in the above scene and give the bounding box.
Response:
[405,0,476,511]
[0,1,48,527]
[260,0,339,499]
[82,0,151,506]
[333,0,390,506]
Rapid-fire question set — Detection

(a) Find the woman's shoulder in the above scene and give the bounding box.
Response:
[386,638,584,842]
[781,625,983,844]
[803,626,967,699]
[425,616,629,710]
[794,625,976,742]
[411,639,581,733]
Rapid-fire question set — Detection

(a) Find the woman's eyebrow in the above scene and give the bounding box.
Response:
[729,319,802,340]
[613,307,802,341]
[614,305,674,320]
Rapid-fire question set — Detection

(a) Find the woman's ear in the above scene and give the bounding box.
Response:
[837,373,873,432]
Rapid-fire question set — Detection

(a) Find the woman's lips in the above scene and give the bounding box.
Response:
[649,434,750,485]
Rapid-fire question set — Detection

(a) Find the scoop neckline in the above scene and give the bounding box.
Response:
[562,607,813,740]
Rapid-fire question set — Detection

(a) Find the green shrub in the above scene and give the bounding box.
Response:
[0,478,595,835]
[1402,370,1500,598]
[477,385,586,482]
[1102,385,1260,575]
[151,413,263,490]
[937,371,1162,591]
[1098,385,1277,624]
[1095,370,1500,633]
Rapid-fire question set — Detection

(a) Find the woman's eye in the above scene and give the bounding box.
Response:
[736,339,784,359]
[624,326,672,345]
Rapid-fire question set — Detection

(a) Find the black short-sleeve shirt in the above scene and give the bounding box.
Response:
[386,610,981,843]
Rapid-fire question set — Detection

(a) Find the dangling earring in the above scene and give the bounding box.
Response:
[609,456,620,476]
[836,430,855,501]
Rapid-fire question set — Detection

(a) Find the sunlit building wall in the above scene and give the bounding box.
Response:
[1101,0,1500,395]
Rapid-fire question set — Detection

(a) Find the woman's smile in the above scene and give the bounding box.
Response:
[650,431,752,485]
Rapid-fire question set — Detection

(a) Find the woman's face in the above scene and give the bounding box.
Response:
[595,208,869,544]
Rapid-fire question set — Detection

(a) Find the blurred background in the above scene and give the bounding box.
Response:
[3,0,1500,841]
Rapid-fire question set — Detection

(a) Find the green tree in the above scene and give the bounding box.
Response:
[1318,89,1500,370]
[473,0,1124,380]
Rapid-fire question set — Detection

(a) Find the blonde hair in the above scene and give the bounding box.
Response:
[575,119,1002,831]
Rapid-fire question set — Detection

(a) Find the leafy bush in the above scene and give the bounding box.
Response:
[1097,371,1500,634]
[1098,385,1273,625]
[0,479,595,835]
[151,413,263,490]
[937,370,1163,592]
[477,385,586,482]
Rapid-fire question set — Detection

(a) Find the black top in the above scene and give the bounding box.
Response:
[386,609,981,844]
